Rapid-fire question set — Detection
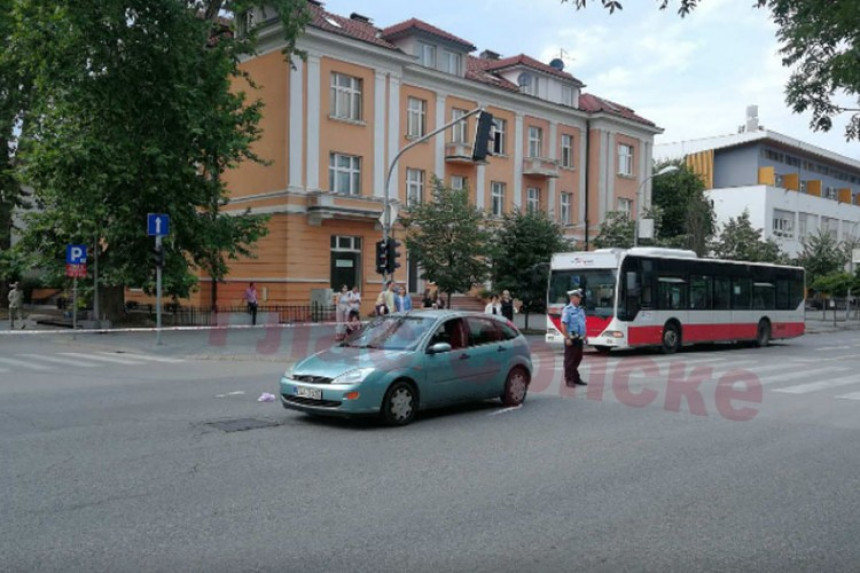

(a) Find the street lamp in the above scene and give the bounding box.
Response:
[633,164,679,247]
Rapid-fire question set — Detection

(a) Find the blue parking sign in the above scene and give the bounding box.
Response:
[66,244,87,264]
[147,213,170,237]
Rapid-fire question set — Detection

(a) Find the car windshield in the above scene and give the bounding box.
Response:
[548,269,617,318]
[342,315,436,350]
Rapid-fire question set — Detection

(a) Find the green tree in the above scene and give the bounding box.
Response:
[568,0,860,140]
[593,211,634,249]
[796,228,847,284]
[710,210,788,263]
[490,209,569,328]
[651,161,714,255]
[401,179,493,308]
[10,0,308,316]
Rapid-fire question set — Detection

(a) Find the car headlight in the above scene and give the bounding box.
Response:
[283,363,297,379]
[332,367,376,385]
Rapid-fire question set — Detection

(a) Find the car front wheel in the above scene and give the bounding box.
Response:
[381,381,417,426]
[501,366,529,407]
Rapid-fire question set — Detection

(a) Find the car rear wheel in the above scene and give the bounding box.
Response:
[381,381,417,426]
[501,366,529,407]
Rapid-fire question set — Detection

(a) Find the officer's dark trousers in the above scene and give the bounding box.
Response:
[564,340,584,385]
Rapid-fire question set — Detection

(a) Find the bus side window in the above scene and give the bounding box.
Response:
[713,276,731,310]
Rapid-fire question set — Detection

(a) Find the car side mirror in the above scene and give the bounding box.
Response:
[428,342,452,354]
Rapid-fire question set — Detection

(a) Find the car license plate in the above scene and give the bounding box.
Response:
[296,386,322,400]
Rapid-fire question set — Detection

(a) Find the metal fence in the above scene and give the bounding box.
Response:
[124,302,337,326]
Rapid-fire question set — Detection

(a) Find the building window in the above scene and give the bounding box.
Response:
[528,126,543,158]
[418,43,436,68]
[617,197,633,218]
[798,212,809,239]
[407,97,426,138]
[451,175,467,191]
[561,193,572,225]
[772,209,795,239]
[492,118,507,155]
[329,153,361,195]
[618,144,634,176]
[561,85,575,106]
[330,73,362,121]
[561,134,574,168]
[491,182,505,217]
[527,187,540,213]
[824,186,839,201]
[822,216,839,239]
[406,168,425,207]
[443,50,461,74]
[800,180,808,193]
[451,108,468,143]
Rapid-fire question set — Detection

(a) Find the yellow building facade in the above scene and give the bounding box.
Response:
[199,2,662,313]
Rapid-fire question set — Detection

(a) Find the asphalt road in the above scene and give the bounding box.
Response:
[2,327,860,572]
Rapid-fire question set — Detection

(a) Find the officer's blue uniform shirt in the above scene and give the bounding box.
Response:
[561,302,586,337]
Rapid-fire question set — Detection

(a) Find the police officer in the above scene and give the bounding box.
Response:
[560,288,587,386]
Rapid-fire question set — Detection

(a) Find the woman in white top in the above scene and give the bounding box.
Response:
[347,285,361,313]
[484,294,502,316]
[336,285,351,339]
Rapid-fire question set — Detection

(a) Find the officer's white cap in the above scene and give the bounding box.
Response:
[567,289,583,297]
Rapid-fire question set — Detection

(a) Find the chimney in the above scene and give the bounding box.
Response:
[745,105,759,133]
[350,12,371,24]
[480,49,500,61]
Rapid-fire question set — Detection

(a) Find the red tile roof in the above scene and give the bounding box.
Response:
[306,1,398,50]
[380,18,476,51]
[466,56,519,92]
[579,93,656,127]
[483,54,583,84]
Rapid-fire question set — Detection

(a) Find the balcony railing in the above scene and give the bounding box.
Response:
[444,141,478,164]
[523,156,560,178]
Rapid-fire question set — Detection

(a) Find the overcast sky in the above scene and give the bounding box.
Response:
[318,0,858,160]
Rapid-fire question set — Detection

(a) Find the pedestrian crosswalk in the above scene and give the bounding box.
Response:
[0,351,184,374]
[530,347,860,404]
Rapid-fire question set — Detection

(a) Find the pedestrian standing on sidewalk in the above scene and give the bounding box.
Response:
[244,282,258,325]
[500,290,516,321]
[8,282,24,329]
[560,288,587,387]
[335,284,351,340]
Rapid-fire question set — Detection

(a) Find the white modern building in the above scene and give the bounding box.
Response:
[656,106,860,257]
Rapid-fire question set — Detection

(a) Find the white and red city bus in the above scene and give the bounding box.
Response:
[545,248,805,353]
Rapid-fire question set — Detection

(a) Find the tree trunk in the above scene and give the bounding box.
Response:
[99,285,126,321]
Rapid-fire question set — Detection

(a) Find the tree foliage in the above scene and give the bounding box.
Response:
[651,161,714,256]
[401,179,493,305]
[796,228,848,283]
[6,0,308,313]
[490,209,569,324]
[568,0,860,140]
[593,211,634,250]
[710,210,788,263]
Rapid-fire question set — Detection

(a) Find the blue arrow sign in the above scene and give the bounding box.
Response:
[147,213,170,237]
[66,244,87,264]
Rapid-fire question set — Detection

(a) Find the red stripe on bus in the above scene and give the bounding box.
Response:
[628,321,804,345]
[548,314,611,336]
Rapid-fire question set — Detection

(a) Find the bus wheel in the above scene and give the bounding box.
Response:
[661,323,681,354]
[755,319,771,347]
[593,346,612,355]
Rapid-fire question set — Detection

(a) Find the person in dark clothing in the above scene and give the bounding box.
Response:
[500,289,515,321]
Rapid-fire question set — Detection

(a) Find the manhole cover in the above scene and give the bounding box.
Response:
[207,418,281,432]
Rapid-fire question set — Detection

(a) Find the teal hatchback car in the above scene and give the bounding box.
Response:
[280,310,533,425]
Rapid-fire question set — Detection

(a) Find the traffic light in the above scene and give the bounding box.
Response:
[386,240,402,275]
[375,239,388,275]
[471,111,495,162]
[152,244,165,268]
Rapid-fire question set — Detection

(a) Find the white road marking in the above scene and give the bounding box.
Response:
[59,352,147,365]
[760,367,847,386]
[0,357,53,371]
[20,354,98,367]
[489,405,522,416]
[215,391,246,398]
[773,374,860,395]
[835,391,860,401]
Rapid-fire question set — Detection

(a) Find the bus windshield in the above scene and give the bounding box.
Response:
[548,269,617,318]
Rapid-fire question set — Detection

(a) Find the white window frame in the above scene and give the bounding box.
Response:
[491,181,505,217]
[451,108,468,143]
[560,192,572,226]
[561,85,575,106]
[527,187,540,213]
[443,50,461,75]
[418,43,436,68]
[798,212,809,239]
[407,97,426,138]
[772,209,795,239]
[406,168,425,207]
[492,118,507,155]
[528,126,543,158]
[451,175,467,191]
[617,197,633,218]
[329,153,361,195]
[618,143,634,176]
[561,134,574,168]
[330,72,362,121]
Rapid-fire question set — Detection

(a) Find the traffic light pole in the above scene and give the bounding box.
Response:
[381,106,486,281]
[155,235,163,346]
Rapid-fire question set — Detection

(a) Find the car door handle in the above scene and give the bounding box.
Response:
[497,345,507,352]
[458,353,470,360]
